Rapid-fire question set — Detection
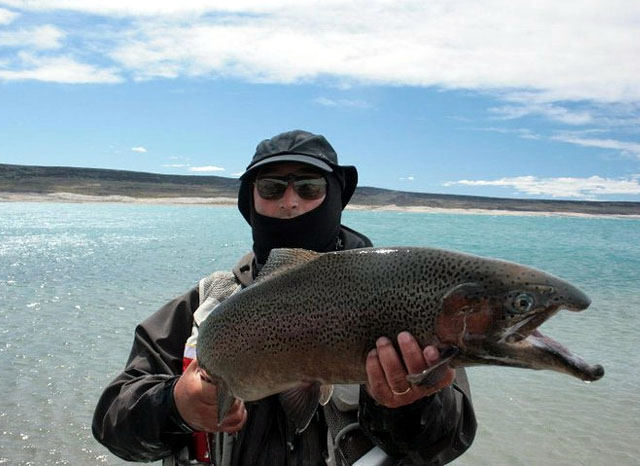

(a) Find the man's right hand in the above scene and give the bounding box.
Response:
[173,359,247,433]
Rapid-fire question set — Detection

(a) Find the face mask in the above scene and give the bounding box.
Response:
[250,174,343,264]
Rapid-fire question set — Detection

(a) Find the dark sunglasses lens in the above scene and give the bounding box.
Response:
[255,176,327,200]
[256,179,287,199]
[293,178,326,199]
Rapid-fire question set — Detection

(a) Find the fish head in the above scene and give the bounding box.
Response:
[435,259,604,382]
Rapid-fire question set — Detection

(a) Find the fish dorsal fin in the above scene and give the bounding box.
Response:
[279,382,332,433]
[257,248,321,282]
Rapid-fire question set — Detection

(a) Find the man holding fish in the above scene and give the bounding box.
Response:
[93,130,477,465]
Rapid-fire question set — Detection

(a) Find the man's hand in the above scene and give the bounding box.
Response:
[173,359,247,433]
[365,331,455,408]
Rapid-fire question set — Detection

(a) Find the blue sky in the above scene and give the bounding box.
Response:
[1,1,640,201]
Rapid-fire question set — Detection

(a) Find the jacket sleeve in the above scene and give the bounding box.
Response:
[92,287,200,462]
[358,368,477,465]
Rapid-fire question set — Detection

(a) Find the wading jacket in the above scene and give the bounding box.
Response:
[92,229,477,465]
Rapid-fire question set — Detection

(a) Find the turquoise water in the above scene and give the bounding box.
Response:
[1,203,639,465]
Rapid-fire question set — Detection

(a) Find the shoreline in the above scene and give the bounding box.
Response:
[2,191,639,218]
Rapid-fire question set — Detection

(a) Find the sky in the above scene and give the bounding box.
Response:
[1,1,640,201]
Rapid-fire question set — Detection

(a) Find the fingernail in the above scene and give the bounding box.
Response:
[397,332,412,344]
[423,346,437,360]
[368,349,378,358]
[377,336,391,346]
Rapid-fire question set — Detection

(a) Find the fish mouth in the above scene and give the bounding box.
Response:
[499,310,554,344]
[482,329,605,382]
[488,287,602,381]
[527,329,604,381]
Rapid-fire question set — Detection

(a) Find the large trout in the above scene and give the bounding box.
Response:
[197,247,604,432]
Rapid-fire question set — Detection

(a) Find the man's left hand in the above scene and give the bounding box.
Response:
[365,331,455,408]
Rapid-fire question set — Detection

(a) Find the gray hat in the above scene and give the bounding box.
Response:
[238,129,358,208]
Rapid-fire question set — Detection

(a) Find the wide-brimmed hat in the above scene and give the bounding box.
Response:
[239,129,358,208]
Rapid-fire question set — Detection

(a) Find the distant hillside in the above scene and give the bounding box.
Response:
[0,163,239,198]
[349,187,640,215]
[2,163,640,215]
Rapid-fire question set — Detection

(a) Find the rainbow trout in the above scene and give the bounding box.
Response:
[197,247,604,432]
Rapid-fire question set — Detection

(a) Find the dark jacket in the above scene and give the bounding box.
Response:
[92,228,477,464]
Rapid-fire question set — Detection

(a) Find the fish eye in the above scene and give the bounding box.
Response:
[511,293,535,313]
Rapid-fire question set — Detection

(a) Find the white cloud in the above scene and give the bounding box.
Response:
[163,163,187,168]
[0,52,122,83]
[552,134,640,159]
[489,102,594,125]
[445,175,640,199]
[0,7,18,24]
[313,97,371,109]
[131,146,147,153]
[122,2,640,102]
[2,1,638,104]
[0,1,293,16]
[473,126,541,140]
[0,25,65,49]
[189,165,225,172]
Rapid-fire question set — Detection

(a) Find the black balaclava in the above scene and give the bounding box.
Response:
[249,171,343,265]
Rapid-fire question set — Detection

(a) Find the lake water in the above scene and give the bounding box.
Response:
[1,203,638,465]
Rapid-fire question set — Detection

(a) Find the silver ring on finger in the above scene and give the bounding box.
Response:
[391,386,411,396]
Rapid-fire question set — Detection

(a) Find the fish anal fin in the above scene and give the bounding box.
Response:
[257,248,321,282]
[406,347,459,387]
[279,381,326,433]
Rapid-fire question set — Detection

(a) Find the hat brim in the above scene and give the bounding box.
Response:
[240,154,333,179]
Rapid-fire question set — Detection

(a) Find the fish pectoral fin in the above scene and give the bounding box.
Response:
[279,382,327,433]
[216,379,236,425]
[257,248,321,281]
[406,347,459,387]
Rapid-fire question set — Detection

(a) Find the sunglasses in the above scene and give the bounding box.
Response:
[255,174,327,200]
